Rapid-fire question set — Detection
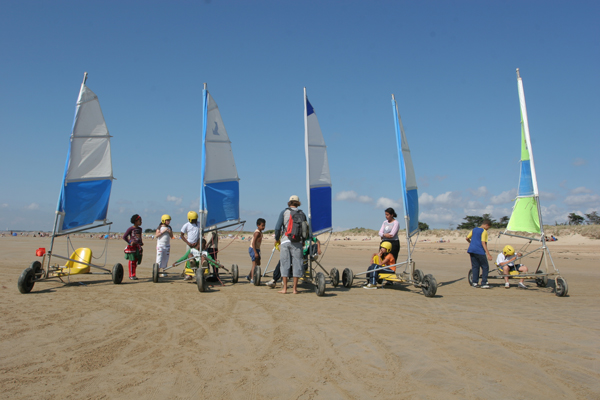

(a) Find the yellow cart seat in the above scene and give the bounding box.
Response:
[495,263,521,278]
[379,273,402,282]
[58,248,92,275]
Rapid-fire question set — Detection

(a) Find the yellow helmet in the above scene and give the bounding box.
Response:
[380,242,392,252]
[161,214,171,223]
[187,211,198,222]
[503,245,515,256]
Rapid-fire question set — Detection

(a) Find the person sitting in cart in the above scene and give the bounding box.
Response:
[497,245,529,289]
[173,239,208,281]
[363,241,395,290]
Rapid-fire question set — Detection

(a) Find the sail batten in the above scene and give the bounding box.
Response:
[304,88,332,235]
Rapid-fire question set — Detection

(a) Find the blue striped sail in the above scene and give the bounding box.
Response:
[304,89,332,235]
[56,80,113,234]
[392,95,419,236]
[200,86,240,229]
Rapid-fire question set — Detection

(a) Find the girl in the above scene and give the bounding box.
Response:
[378,207,400,263]
[156,214,174,274]
[123,214,144,280]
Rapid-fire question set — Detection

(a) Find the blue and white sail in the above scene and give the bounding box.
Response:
[200,84,240,229]
[304,88,332,235]
[392,94,419,237]
[56,74,114,234]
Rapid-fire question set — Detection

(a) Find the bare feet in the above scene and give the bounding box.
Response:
[292,290,299,294]
[278,289,287,294]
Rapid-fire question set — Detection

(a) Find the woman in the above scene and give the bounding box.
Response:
[378,207,400,262]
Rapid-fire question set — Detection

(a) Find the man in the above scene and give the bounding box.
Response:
[274,195,304,294]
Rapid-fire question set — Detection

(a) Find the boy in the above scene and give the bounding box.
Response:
[180,211,200,250]
[247,218,266,283]
[497,245,529,289]
[466,219,492,288]
[363,241,395,289]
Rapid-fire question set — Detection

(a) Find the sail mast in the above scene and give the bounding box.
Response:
[200,82,208,232]
[304,87,312,233]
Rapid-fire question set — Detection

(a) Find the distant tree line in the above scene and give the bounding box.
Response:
[456,214,509,230]
[566,211,599,225]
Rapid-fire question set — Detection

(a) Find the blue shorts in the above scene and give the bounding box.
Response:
[248,247,261,262]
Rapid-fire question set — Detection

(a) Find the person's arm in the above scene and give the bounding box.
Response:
[466,231,472,243]
[251,231,260,257]
[274,210,285,242]
[378,221,386,238]
[174,249,192,265]
[316,239,321,254]
[180,225,192,247]
[123,227,132,244]
[482,241,492,261]
[384,220,399,238]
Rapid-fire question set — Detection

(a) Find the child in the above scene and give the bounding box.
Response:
[205,229,219,277]
[174,238,207,281]
[123,214,144,280]
[363,241,396,289]
[156,214,174,274]
[497,245,529,289]
[180,211,200,250]
[247,218,266,283]
[466,219,492,288]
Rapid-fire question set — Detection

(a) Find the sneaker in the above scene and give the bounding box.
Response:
[518,282,528,289]
[481,283,490,289]
[472,283,478,288]
[245,275,251,282]
[363,283,377,289]
[250,279,254,284]
[505,282,510,289]
[129,276,138,280]
[265,279,276,288]
[184,275,193,281]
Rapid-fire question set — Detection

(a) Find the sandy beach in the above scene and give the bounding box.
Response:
[1,232,599,399]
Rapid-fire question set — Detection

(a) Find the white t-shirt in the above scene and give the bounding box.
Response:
[496,253,515,267]
[157,226,171,247]
[181,222,200,245]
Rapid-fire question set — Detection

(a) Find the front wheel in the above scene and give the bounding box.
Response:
[330,268,339,288]
[315,272,326,296]
[112,263,124,284]
[253,266,261,286]
[342,268,354,288]
[18,267,35,294]
[196,268,207,292]
[422,274,438,297]
[152,263,159,283]
[232,264,239,284]
[413,269,424,287]
[555,277,568,297]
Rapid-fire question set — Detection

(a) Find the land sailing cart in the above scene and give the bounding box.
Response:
[151,83,244,292]
[343,94,437,297]
[468,69,568,296]
[18,73,124,294]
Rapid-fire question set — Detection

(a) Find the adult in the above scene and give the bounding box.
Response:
[378,207,400,262]
[274,195,304,294]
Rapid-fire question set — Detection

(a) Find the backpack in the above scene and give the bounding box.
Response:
[285,208,309,242]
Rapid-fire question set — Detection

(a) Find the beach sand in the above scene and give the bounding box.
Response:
[1,233,599,399]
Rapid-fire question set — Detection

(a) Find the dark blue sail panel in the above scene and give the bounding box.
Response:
[306,99,315,116]
[205,181,240,227]
[518,160,534,197]
[309,186,332,234]
[58,179,112,231]
[406,188,419,234]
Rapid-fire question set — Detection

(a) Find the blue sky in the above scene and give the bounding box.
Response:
[1,0,598,232]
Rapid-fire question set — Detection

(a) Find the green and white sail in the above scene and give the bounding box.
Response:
[506,69,542,234]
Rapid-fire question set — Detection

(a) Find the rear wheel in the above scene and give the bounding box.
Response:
[342,268,354,288]
[467,269,473,286]
[555,277,568,297]
[253,266,261,286]
[535,271,548,287]
[112,263,124,284]
[315,272,326,296]
[330,268,339,288]
[232,264,239,284]
[31,261,43,277]
[413,269,424,287]
[196,269,207,292]
[422,274,438,297]
[152,263,159,283]
[18,267,35,294]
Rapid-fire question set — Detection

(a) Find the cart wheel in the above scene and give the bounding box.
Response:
[253,266,261,286]
[422,274,438,297]
[467,269,473,286]
[18,267,35,294]
[232,264,239,284]
[535,271,548,288]
[31,260,43,277]
[112,263,124,284]
[152,263,159,283]
[315,272,326,296]
[555,277,568,297]
[330,268,340,288]
[342,268,354,288]
[413,269,424,287]
[196,269,207,292]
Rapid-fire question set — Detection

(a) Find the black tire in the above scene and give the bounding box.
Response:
[31,260,43,277]
[535,271,548,288]
[342,268,354,288]
[253,266,261,286]
[330,268,339,288]
[413,269,424,287]
[232,264,239,284]
[112,263,124,284]
[152,263,159,283]
[467,269,473,286]
[315,272,326,296]
[422,274,438,297]
[196,269,207,292]
[555,277,568,297]
[18,267,35,294]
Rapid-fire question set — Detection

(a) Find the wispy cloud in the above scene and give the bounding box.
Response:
[564,194,600,206]
[25,203,39,210]
[167,195,182,206]
[334,190,373,204]
[571,186,592,195]
[1,203,8,208]
[490,189,516,205]
[375,197,400,209]
[573,157,587,166]
[469,186,488,198]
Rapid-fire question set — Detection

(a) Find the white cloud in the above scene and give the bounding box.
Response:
[434,191,463,206]
[571,186,592,195]
[25,203,39,210]
[469,186,488,197]
[419,193,434,205]
[167,195,182,206]
[1,203,8,208]
[375,197,400,209]
[539,191,556,201]
[573,157,587,166]
[564,194,600,207]
[490,189,516,205]
[334,190,373,204]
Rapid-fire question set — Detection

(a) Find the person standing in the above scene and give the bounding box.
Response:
[123,214,144,280]
[466,219,493,288]
[379,208,400,262]
[180,211,200,250]
[274,195,304,294]
[155,214,174,274]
